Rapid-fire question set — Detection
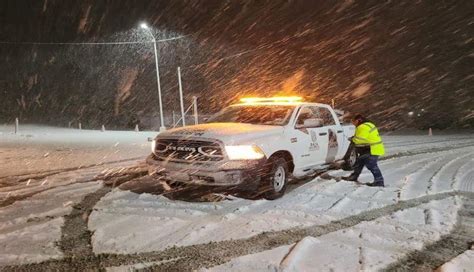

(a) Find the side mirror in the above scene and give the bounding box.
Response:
[303,118,323,128]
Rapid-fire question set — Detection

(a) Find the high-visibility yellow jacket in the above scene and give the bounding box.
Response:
[352,121,385,156]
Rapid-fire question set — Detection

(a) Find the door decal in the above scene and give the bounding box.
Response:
[326,128,339,162]
[309,130,320,151]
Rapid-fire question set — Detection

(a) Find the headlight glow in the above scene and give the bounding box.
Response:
[225,145,265,160]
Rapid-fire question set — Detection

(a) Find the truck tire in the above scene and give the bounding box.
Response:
[262,157,289,200]
[342,145,357,171]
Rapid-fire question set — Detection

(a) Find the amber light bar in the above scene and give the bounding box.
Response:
[239,96,303,103]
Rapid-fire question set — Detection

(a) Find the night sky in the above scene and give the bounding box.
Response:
[0,0,473,129]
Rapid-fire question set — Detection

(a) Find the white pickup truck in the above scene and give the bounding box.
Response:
[146,97,356,199]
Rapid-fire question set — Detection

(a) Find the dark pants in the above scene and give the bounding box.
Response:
[352,153,384,184]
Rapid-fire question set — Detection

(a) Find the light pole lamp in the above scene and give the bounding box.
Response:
[140,23,166,132]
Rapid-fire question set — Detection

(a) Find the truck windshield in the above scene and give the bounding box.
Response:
[207,105,295,126]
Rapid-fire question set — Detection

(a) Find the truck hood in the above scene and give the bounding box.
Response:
[157,123,284,144]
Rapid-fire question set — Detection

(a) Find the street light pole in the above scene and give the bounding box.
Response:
[140,23,166,132]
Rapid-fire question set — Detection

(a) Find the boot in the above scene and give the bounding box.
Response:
[341,174,358,182]
[366,181,384,187]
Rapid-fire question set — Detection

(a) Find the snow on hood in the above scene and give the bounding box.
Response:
[157,123,284,145]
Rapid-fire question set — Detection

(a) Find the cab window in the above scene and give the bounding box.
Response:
[296,106,335,127]
[296,107,318,126]
[319,107,336,126]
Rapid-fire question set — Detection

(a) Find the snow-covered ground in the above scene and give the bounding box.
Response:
[0,182,102,265]
[205,197,461,271]
[89,138,474,254]
[0,125,156,177]
[0,125,473,270]
[438,249,474,272]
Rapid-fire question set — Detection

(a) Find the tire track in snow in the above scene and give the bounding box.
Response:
[399,156,447,200]
[5,191,474,271]
[380,142,474,161]
[324,195,348,212]
[0,178,101,208]
[0,156,143,182]
[321,185,383,215]
[430,152,474,194]
[392,149,473,200]
[383,196,474,271]
[0,160,145,208]
[393,157,439,199]
[453,157,474,192]
[458,170,474,192]
[58,186,112,260]
[426,152,474,195]
[57,169,151,261]
[384,137,474,149]
[378,153,436,174]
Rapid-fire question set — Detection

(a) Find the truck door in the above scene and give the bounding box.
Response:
[293,106,329,170]
[318,106,344,162]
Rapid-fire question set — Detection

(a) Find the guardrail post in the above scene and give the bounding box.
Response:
[193,96,198,125]
[15,118,19,134]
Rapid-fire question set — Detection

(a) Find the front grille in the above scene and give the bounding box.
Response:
[154,138,224,162]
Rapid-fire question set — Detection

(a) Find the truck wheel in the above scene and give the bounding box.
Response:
[342,147,357,171]
[262,157,289,200]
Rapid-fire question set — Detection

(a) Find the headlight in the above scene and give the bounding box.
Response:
[225,145,265,160]
[151,139,156,153]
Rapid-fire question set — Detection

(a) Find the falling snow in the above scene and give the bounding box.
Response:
[0,1,472,129]
[0,1,473,270]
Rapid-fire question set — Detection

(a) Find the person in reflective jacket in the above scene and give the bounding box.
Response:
[342,114,385,187]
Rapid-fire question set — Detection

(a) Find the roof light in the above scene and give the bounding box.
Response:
[239,96,303,104]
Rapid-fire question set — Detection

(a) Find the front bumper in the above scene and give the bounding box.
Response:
[146,154,266,187]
